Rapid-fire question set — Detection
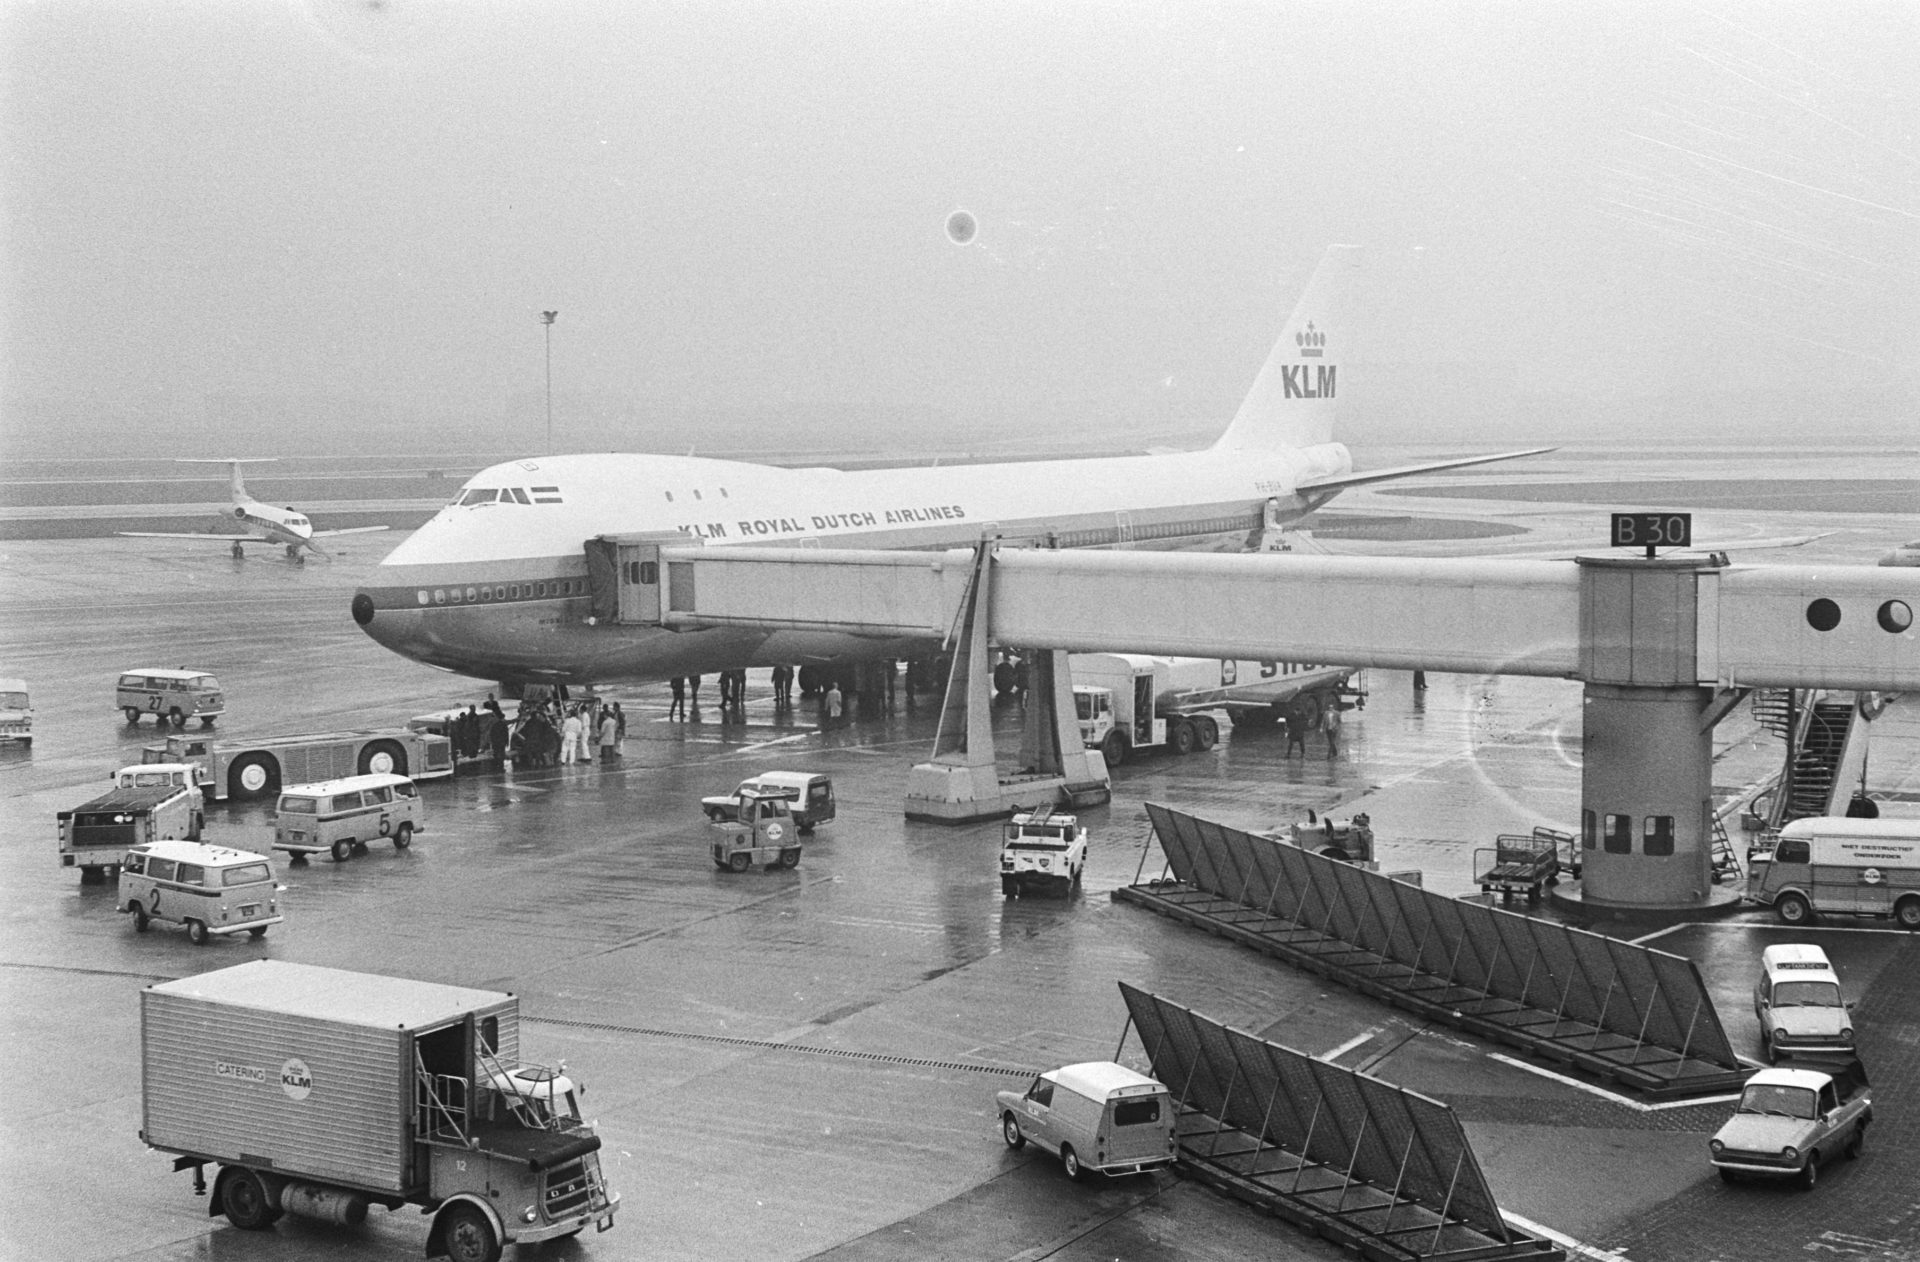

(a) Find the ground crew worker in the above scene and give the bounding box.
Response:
[1324,704,1342,759]
[669,676,686,720]
[598,707,618,760]
[560,707,582,764]
[1283,714,1306,758]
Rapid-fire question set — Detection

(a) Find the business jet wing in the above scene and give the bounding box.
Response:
[312,525,390,538]
[1294,446,1559,494]
[118,531,248,541]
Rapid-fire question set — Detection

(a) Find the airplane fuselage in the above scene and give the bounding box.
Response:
[351,442,1354,685]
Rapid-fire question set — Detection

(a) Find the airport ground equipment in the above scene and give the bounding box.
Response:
[58,778,203,882]
[999,807,1088,897]
[996,1060,1176,1179]
[1070,653,1359,765]
[143,727,453,801]
[118,840,281,943]
[1710,1058,1870,1188]
[709,787,803,871]
[117,667,225,728]
[1118,984,1563,1260]
[611,534,1919,906]
[1119,804,1748,1099]
[0,676,31,745]
[140,960,618,1259]
[1280,812,1375,863]
[1472,830,1572,904]
[1743,816,1920,928]
[702,770,835,833]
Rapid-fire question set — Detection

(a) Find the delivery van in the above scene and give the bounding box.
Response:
[702,771,835,834]
[1747,817,1920,928]
[272,773,423,862]
[995,1061,1177,1180]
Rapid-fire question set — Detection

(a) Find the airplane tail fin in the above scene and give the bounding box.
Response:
[1213,245,1361,452]
[177,457,274,504]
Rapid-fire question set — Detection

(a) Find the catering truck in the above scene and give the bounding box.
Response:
[57,773,204,882]
[140,960,618,1262]
[1072,654,1361,766]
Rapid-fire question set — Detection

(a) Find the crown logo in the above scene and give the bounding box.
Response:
[1296,321,1325,358]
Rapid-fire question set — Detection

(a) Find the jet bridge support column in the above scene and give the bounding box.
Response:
[904,543,1109,822]
[1570,555,1740,912]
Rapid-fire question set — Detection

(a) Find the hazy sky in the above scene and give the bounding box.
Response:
[3,1,1916,455]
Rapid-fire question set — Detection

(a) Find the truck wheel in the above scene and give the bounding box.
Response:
[357,739,407,777]
[220,1166,281,1230]
[779,847,801,868]
[1001,875,1016,897]
[728,852,751,873]
[124,707,142,724]
[187,919,210,946]
[130,901,150,932]
[1002,1113,1026,1149]
[1895,897,1920,930]
[1776,892,1813,925]
[1061,1144,1085,1182]
[393,822,414,850]
[441,1204,502,1262]
[1170,720,1197,756]
[1099,732,1128,767]
[168,707,186,729]
[331,839,352,862]
[1196,716,1218,751]
[228,753,280,800]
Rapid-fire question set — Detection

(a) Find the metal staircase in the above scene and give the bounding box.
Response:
[1750,689,1862,828]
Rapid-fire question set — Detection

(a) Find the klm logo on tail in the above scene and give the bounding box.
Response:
[1283,321,1334,398]
[1281,364,1336,399]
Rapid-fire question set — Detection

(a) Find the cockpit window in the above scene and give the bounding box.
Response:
[507,488,531,505]
[459,489,499,506]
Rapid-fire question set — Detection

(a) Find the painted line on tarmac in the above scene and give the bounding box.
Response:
[1487,1053,1742,1113]
[735,731,819,754]
[1500,1210,1628,1262]
[1318,1027,1381,1062]
[1630,920,1913,946]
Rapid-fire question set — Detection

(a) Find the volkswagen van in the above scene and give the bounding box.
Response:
[996,1061,1177,1180]
[1754,943,1853,1063]
[273,773,423,862]
[117,668,224,728]
[118,839,282,945]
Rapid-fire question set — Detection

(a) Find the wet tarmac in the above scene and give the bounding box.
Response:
[3,457,1918,1262]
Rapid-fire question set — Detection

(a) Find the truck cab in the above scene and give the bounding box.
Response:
[1754,943,1854,1063]
[1000,807,1088,897]
[0,677,31,746]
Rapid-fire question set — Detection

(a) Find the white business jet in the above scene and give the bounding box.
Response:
[122,459,389,563]
[351,246,1550,685]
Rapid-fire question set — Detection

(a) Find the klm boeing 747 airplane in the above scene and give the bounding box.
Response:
[351,247,1549,685]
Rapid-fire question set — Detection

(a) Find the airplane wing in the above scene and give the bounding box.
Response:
[1277,528,1840,560]
[118,531,248,541]
[312,525,390,538]
[1295,446,1559,494]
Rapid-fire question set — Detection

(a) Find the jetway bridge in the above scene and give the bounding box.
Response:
[601,537,1919,911]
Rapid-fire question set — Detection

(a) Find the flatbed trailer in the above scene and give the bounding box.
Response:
[143,728,453,801]
[1474,828,1573,904]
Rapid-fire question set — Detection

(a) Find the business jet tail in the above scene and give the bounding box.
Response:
[178,457,275,505]
[1213,245,1361,452]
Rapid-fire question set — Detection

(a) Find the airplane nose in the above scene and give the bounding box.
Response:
[351,594,375,626]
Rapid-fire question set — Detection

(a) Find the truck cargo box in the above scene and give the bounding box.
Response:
[141,961,519,1195]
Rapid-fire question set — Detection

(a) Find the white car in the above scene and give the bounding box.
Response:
[1753,943,1854,1063]
[996,1062,1176,1180]
[999,807,1087,897]
[1709,1060,1871,1188]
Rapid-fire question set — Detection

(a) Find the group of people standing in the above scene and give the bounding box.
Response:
[558,700,624,764]
[1280,705,1342,759]
[666,667,847,728]
[450,692,625,769]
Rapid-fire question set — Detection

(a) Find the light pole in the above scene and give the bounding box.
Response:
[540,310,558,454]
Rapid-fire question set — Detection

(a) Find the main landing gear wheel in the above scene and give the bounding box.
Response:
[1002,1113,1025,1150]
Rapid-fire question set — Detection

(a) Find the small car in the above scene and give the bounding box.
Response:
[999,807,1087,897]
[118,839,283,945]
[1754,943,1853,1063]
[996,1062,1177,1181]
[1709,1059,1871,1188]
[710,788,803,872]
[0,677,31,746]
[702,771,835,834]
